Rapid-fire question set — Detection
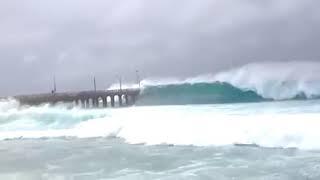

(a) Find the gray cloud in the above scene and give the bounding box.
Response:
[0,0,319,95]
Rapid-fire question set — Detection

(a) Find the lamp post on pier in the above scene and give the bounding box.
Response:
[94,77,97,92]
[136,70,141,89]
[51,75,57,94]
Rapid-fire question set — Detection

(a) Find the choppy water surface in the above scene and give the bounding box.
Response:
[1,138,320,180]
[0,99,320,179]
[2,62,320,179]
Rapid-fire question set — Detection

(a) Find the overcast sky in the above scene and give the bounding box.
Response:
[1,0,320,95]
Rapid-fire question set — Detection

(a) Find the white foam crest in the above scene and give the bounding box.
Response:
[1,103,320,150]
[107,83,140,90]
[140,78,185,86]
[107,78,183,90]
[116,112,320,150]
[213,61,320,100]
[110,61,320,100]
[0,98,20,112]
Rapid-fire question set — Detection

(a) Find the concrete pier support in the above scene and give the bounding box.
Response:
[92,98,96,108]
[93,98,98,108]
[111,96,115,107]
[125,95,129,105]
[81,99,86,108]
[86,99,90,108]
[96,98,99,107]
[131,95,136,106]
[119,95,123,107]
[103,98,107,107]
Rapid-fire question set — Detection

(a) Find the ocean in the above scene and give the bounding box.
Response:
[1,62,320,180]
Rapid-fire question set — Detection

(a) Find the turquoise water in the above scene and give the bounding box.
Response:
[1,99,320,179]
[136,82,266,105]
[1,137,320,180]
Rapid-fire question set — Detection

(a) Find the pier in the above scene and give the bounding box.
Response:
[3,71,142,108]
[14,89,140,108]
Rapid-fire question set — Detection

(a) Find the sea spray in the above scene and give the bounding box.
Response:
[1,99,320,150]
[0,99,108,131]
[214,61,320,100]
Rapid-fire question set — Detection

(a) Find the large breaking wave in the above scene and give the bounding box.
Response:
[136,82,266,105]
[119,61,320,105]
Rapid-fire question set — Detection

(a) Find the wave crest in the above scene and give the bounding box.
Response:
[137,82,265,105]
[127,61,320,104]
[214,61,320,100]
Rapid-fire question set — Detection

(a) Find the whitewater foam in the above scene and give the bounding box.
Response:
[214,61,320,100]
[1,99,320,150]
